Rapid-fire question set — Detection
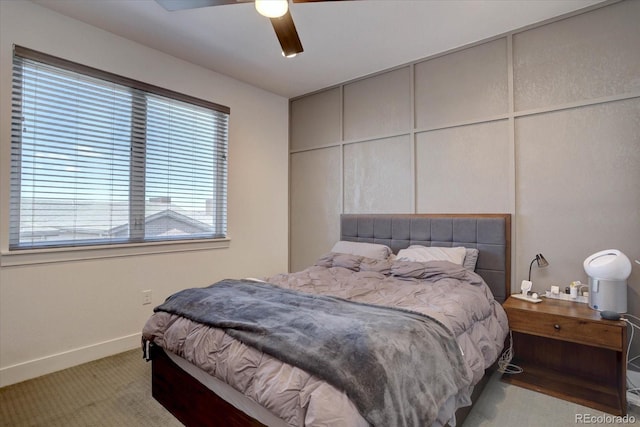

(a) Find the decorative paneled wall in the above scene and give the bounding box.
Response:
[512,2,640,111]
[415,120,511,213]
[343,135,413,214]
[289,0,640,327]
[343,67,412,141]
[414,38,509,129]
[290,87,341,151]
[290,147,342,269]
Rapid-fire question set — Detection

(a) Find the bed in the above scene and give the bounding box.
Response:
[143,213,511,427]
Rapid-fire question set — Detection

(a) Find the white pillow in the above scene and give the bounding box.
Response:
[331,241,392,260]
[396,245,467,265]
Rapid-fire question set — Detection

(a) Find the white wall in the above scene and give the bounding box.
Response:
[0,1,289,386]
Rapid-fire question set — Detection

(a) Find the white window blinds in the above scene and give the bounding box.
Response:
[10,46,229,250]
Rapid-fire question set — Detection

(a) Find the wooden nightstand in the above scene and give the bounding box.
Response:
[502,296,627,415]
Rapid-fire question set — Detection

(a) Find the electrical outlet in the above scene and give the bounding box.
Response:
[142,290,152,305]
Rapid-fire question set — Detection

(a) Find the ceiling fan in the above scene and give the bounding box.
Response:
[155,0,345,58]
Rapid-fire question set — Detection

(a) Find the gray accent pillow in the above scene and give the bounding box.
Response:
[463,248,479,271]
[331,241,392,260]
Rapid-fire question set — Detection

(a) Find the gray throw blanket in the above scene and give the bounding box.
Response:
[155,279,471,427]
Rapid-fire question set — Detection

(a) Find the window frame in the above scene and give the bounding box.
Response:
[6,46,230,258]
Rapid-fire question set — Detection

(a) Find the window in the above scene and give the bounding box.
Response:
[9,46,230,250]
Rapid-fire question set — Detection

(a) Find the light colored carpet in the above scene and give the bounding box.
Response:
[0,349,182,427]
[1,349,638,426]
[464,371,640,427]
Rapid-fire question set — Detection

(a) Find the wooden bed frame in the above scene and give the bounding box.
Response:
[149,213,512,427]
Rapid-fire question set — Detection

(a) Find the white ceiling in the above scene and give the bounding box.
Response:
[32,0,604,99]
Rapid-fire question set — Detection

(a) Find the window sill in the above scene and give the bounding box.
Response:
[0,238,230,267]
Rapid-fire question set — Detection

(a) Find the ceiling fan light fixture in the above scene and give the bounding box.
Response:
[255,0,288,19]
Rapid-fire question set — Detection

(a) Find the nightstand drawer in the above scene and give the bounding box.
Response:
[507,308,623,350]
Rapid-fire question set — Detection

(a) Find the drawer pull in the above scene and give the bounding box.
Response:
[554,324,561,330]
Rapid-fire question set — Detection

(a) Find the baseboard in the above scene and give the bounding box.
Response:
[0,333,141,387]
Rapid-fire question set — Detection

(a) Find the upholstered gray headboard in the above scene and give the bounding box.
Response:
[340,214,511,302]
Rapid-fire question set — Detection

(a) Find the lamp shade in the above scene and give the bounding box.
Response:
[536,253,549,268]
[528,253,549,281]
[583,249,632,280]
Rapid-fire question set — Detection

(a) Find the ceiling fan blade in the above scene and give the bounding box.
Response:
[155,0,246,12]
[270,9,304,57]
